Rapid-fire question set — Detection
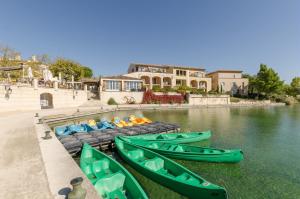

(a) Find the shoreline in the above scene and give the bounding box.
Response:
[0,101,287,199]
[41,102,285,124]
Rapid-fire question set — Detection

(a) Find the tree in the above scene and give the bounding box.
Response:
[0,45,20,66]
[242,73,258,95]
[255,64,284,97]
[291,77,300,89]
[290,77,300,96]
[49,58,93,81]
[80,66,93,78]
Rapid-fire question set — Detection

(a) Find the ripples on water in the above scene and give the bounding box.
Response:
[70,105,300,199]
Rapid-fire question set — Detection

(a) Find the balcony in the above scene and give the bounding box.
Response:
[189,73,203,78]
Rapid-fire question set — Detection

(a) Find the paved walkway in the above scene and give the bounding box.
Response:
[0,111,52,199]
[0,109,100,199]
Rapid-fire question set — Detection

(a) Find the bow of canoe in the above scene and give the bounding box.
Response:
[80,143,148,199]
[115,136,227,199]
[124,131,212,144]
[120,137,244,163]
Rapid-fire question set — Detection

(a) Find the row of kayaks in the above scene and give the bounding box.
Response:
[80,131,244,198]
[55,115,153,136]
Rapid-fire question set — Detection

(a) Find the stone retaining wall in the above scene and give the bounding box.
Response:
[188,94,231,105]
[0,85,88,112]
[100,91,143,104]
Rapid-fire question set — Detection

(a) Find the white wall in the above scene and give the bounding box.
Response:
[0,85,88,112]
[218,73,242,78]
[218,78,249,94]
[100,91,144,104]
[188,94,230,105]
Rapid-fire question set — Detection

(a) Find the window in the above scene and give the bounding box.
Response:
[105,80,121,91]
[125,81,141,91]
[176,79,186,86]
[176,70,186,76]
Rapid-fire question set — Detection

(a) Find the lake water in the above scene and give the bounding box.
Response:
[71,105,300,199]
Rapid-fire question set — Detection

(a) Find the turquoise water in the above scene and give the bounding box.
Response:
[71,105,300,199]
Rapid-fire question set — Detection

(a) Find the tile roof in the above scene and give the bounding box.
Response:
[131,63,205,71]
[101,75,142,81]
[207,70,243,76]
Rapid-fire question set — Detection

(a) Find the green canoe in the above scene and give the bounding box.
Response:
[120,136,243,163]
[125,131,211,144]
[80,143,148,199]
[115,136,227,199]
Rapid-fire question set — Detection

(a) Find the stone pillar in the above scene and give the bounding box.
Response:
[186,71,190,87]
[84,84,87,92]
[160,77,163,88]
[171,76,176,88]
[54,81,58,90]
[33,79,38,90]
[121,80,124,91]
[149,76,153,90]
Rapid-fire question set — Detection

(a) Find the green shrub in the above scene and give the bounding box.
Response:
[162,87,176,93]
[152,85,162,92]
[107,97,118,105]
[176,85,191,94]
[190,88,206,95]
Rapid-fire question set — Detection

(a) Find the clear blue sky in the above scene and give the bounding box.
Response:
[0,0,299,82]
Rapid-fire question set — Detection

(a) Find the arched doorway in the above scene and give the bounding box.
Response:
[140,76,150,90]
[152,76,161,88]
[40,93,53,109]
[190,80,198,88]
[199,81,207,91]
[163,77,172,87]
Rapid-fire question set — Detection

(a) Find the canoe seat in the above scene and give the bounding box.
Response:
[143,157,164,172]
[156,134,167,140]
[173,145,184,152]
[94,172,126,198]
[107,189,126,199]
[81,164,97,184]
[92,158,111,178]
[176,134,188,138]
[127,149,144,161]
[81,149,94,163]
[176,173,200,185]
[166,145,184,152]
[146,143,159,149]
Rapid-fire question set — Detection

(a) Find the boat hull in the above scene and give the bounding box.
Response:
[121,137,243,163]
[115,137,227,199]
[151,149,243,163]
[80,144,148,199]
[126,131,211,144]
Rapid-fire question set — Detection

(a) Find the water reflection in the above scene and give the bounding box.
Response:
[55,105,300,199]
